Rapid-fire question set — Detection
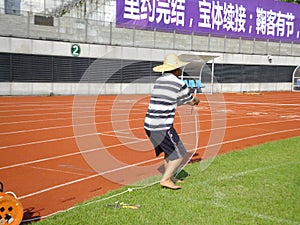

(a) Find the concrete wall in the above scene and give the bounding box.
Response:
[0,82,292,96]
[2,36,299,65]
[0,82,153,96]
[1,36,299,95]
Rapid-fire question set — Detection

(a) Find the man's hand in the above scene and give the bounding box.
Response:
[189,97,200,106]
[193,98,200,105]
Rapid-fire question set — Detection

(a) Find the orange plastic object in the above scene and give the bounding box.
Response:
[0,192,23,225]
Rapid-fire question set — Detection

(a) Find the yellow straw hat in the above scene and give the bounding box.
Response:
[153,53,189,72]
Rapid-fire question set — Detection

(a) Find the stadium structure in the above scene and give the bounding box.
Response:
[0,0,300,95]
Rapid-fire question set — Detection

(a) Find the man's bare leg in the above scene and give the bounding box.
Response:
[160,158,183,189]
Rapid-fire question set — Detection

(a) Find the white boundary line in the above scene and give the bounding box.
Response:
[21,161,300,224]
[0,117,299,151]
[0,138,146,170]
[18,155,163,200]
[13,127,300,200]
[0,99,298,120]
[0,95,299,222]
[212,100,300,107]
[176,161,300,225]
[0,106,144,119]
[0,110,288,135]
[1,96,299,210]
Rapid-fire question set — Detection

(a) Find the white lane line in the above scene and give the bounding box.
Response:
[0,133,75,150]
[0,99,133,107]
[0,107,151,128]
[2,125,299,171]
[0,138,147,171]
[0,116,71,126]
[1,117,299,150]
[1,99,297,126]
[215,162,299,182]
[18,155,162,200]
[0,100,147,114]
[1,98,297,120]
[0,107,143,119]
[0,111,273,135]
[184,162,300,225]
[0,106,147,123]
[200,127,300,149]
[1,98,296,133]
[0,116,144,135]
[0,106,74,113]
[3,127,300,201]
[21,160,300,223]
[210,201,300,225]
[205,100,300,107]
[0,104,143,116]
[17,128,300,199]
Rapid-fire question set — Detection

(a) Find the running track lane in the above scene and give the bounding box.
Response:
[0,92,299,222]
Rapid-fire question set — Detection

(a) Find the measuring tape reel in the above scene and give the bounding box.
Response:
[0,182,23,225]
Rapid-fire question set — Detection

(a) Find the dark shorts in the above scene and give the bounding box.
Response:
[145,127,187,161]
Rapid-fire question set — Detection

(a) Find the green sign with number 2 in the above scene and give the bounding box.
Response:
[71,44,81,57]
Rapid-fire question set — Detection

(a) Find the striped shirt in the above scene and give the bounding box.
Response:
[144,73,193,131]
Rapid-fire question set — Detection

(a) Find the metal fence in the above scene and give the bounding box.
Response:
[0,9,300,56]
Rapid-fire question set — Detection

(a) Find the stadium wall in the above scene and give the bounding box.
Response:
[0,37,299,95]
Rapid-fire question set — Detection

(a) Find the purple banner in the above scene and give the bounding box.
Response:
[116,0,300,43]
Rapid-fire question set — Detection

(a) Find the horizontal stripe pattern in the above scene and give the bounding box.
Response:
[144,73,193,131]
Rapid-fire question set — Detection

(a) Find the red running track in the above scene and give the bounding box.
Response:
[0,92,299,222]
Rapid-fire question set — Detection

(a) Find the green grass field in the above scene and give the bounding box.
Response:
[33,137,300,225]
